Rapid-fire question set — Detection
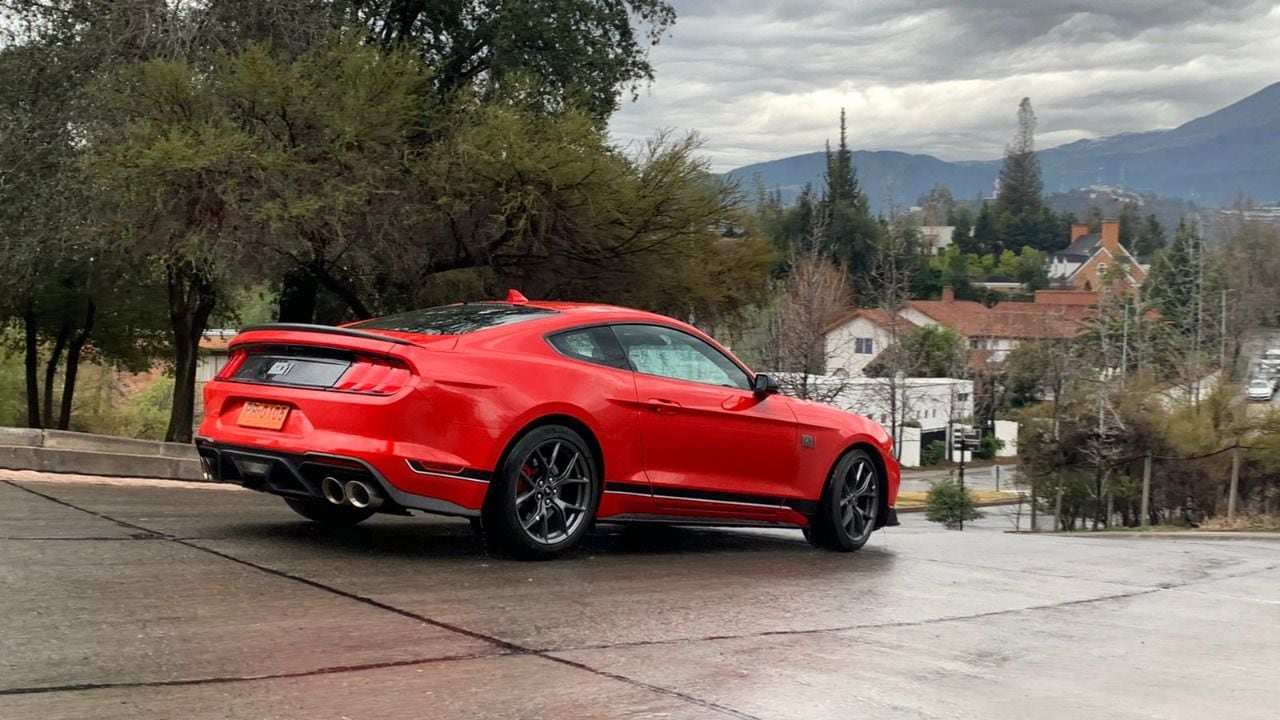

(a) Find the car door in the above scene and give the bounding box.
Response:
[611,323,799,516]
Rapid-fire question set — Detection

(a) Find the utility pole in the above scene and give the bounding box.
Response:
[1228,445,1241,522]
[1218,286,1228,371]
[1121,302,1130,378]
[1140,453,1152,527]
[958,430,967,532]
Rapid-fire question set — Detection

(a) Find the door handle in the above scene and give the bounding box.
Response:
[646,398,682,414]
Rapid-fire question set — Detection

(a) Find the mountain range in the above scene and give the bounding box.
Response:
[725,82,1280,212]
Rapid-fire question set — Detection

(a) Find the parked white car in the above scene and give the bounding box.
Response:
[1261,348,1280,374]
[1247,378,1275,402]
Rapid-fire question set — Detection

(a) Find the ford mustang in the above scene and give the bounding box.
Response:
[196,292,899,558]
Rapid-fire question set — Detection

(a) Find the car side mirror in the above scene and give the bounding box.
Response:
[753,373,780,398]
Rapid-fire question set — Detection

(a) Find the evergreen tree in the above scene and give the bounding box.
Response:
[994,98,1043,218]
[1145,220,1204,333]
[823,108,861,205]
[1133,214,1167,258]
[949,205,975,254]
[819,109,881,285]
[789,184,817,251]
[1118,202,1139,250]
[971,201,998,256]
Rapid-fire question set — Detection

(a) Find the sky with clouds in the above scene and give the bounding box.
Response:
[608,0,1280,171]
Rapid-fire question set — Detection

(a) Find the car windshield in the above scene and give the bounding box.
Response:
[349,304,557,335]
[1251,380,1270,389]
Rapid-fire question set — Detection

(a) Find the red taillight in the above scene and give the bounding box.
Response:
[334,356,411,395]
[217,348,247,380]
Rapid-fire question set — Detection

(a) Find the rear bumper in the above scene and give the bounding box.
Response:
[195,439,484,517]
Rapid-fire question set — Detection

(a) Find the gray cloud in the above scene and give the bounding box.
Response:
[609,0,1280,170]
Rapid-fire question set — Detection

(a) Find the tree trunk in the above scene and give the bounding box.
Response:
[165,265,217,444]
[310,263,373,320]
[59,301,97,431]
[42,321,71,428]
[277,267,319,324]
[22,305,41,429]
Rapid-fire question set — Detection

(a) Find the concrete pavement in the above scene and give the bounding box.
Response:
[1,469,1276,719]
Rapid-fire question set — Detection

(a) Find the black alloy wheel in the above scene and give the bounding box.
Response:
[483,425,600,559]
[808,448,880,551]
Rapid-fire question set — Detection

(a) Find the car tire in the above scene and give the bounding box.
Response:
[809,448,881,552]
[283,497,376,526]
[483,424,600,560]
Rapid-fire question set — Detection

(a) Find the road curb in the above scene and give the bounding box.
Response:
[0,429,205,482]
[896,498,1026,514]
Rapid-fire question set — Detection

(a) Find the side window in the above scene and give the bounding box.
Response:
[612,324,752,390]
[548,326,629,370]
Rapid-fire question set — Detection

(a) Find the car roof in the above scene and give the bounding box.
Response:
[511,300,685,325]
[410,300,704,338]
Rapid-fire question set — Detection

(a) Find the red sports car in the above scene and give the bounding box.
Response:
[196,293,899,558]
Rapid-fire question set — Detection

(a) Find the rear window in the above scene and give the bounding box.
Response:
[350,304,557,335]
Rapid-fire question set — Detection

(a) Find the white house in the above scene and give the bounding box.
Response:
[919,225,956,255]
[823,309,917,377]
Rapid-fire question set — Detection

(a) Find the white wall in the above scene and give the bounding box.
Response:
[994,419,1018,457]
[920,225,955,255]
[832,377,975,433]
[768,375,1024,468]
[897,426,921,468]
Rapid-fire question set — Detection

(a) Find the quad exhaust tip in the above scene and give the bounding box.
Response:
[320,476,383,510]
[346,480,383,510]
[321,476,347,505]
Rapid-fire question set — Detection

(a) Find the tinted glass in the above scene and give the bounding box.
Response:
[351,304,557,335]
[612,324,751,390]
[234,354,352,388]
[548,326,629,370]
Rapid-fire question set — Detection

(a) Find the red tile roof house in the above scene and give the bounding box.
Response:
[825,287,1094,376]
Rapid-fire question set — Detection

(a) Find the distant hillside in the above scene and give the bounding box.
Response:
[728,150,995,210]
[727,82,1280,212]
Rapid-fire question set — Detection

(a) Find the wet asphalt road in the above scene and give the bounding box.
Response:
[1,471,1277,720]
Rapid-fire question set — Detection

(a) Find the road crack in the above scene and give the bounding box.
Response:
[1,480,762,720]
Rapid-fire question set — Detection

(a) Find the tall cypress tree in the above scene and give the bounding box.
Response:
[823,108,861,206]
[819,108,880,286]
[994,97,1043,218]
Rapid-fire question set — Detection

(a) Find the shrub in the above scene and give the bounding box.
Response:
[921,440,946,466]
[119,377,175,440]
[976,435,1005,460]
[924,478,984,529]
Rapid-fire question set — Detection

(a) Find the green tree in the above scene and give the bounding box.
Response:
[948,204,975,254]
[1118,202,1139,251]
[1014,246,1050,291]
[1144,220,1206,336]
[918,183,955,226]
[867,325,968,378]
[84,58,252,442]
[820,109,882,284]
[361,0,676,119]
[1133,214,1167,258]
[220,38,428,323]
[970,201,998,256]
[993,98,1043,219]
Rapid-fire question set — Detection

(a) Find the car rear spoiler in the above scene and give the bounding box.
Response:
[236,323,414,346]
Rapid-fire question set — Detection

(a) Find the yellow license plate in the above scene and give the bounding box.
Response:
[238,402,290,430]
